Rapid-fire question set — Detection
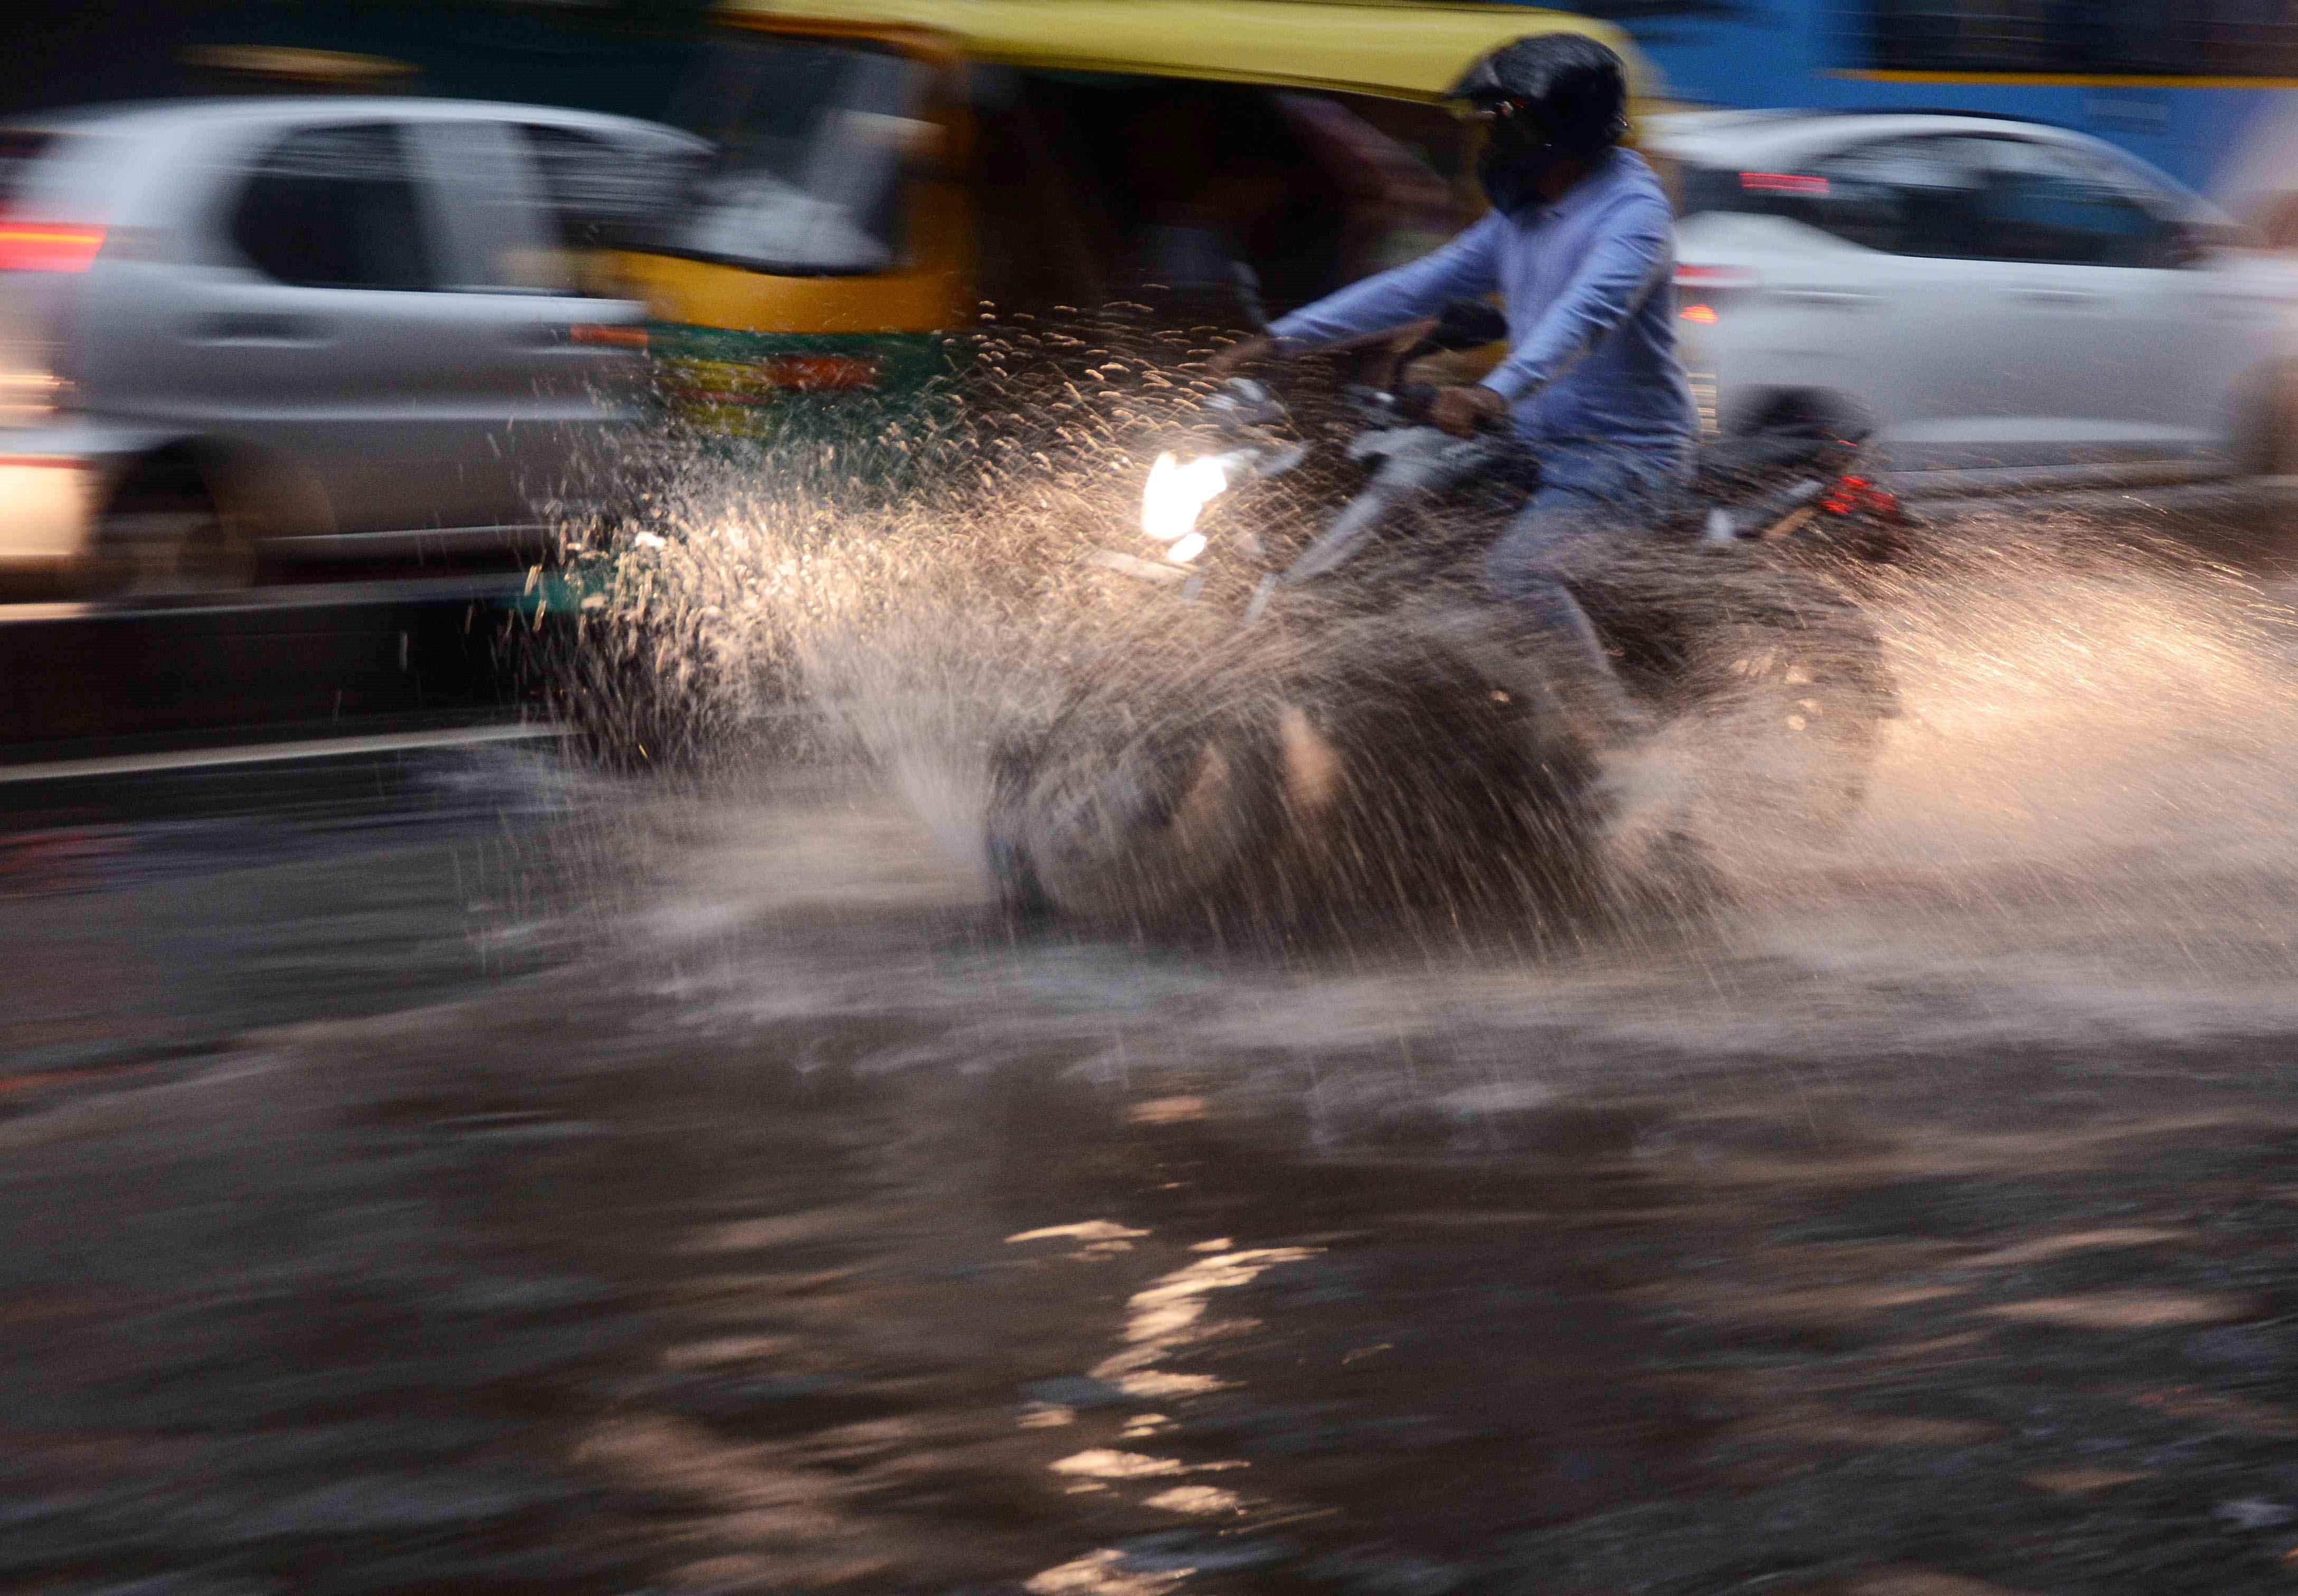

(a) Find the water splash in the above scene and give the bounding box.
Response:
[540,308,2298,1021]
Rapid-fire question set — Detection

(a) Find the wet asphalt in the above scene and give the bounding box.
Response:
[7,497,2298,1594]
[4,734,2298,1596]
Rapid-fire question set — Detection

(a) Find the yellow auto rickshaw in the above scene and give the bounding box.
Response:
[610,0,1662,432]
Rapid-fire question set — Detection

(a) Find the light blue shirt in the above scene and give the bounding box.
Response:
[1267,147,1696,455]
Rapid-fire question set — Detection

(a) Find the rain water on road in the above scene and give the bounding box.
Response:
[10,490,2298,1592]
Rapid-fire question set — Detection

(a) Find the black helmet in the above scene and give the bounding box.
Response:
[1447,34,1630,157]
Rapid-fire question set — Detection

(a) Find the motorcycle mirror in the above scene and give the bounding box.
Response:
[1231,262,1273,336]
[1205,376,1285,431]
[1430,299,1507,352]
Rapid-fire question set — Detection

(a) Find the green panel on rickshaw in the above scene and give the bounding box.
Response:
[648,325,958,439]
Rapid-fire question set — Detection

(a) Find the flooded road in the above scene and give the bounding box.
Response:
[11,505,2298,1592]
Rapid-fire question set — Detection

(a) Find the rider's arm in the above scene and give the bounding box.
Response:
[1265,215,1504,351]
[1475,193,1672,405]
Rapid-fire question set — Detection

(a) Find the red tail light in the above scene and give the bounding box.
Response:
[1740,171,1829,196]
[1676,264,1754,325]
[1675,264,1756,288]
[0,220,106,273]
[1822,474,1900,519]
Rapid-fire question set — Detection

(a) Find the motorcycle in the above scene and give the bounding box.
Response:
[986,299,1913,930]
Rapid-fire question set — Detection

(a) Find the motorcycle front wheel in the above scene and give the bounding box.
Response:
[984,601,1612,931]
[987,700,1287,927]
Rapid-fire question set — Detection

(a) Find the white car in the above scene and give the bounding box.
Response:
[0,98,703,594]
[1646,110,2298,495]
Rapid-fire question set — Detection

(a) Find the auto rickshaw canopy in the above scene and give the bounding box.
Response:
[713,0,1655,104]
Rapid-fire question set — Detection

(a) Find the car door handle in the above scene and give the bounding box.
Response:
[190,312,331,344]
[2010,289,2104,307]
[1771,288,1876,307]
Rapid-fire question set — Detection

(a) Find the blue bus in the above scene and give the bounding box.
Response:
[1574,3,2298,226]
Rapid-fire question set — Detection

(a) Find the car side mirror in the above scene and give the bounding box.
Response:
[2165,221,2210,268]
[2162,216,2258,267]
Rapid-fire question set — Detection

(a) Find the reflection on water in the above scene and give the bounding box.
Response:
[340,926,1717,1592]
[1091,1244,1322,1398]
[0,803,2288,1593]
[117,731,2265,1591]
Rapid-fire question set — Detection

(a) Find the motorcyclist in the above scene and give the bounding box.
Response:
[1209,33,1696,738]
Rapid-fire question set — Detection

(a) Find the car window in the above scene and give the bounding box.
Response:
[408,120,573,294]
[1833,137,1996,258]
[1679,135,1989,258]
[1680,129,2195,268]
[0,130,59,207]
[520,124,685,252]
[228,123,434,290]
[671,37,930,273]
[1969,138,2173,267]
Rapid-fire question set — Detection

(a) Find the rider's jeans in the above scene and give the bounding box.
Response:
[1480,441,1691,734]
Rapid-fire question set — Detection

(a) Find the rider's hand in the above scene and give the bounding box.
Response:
[1205,335,1275,380]
[1430,384,1509,439]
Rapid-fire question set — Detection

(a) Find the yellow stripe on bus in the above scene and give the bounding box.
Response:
[1837,70,2298,90]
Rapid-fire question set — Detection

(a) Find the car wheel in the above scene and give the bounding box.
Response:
[2244,363,2298,477]
[86,463,256,598]
[1735,388,1870,444]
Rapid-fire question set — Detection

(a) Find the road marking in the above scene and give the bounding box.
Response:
[0,573,525,625]
[0,722,571,784]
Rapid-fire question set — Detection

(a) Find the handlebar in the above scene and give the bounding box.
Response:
[1393,382,1513,438]
[1176,367,1530,606]
[1388,299,1509,375]
[1205,375,1287,432]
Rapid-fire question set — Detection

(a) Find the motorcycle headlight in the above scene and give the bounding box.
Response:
[1141,452,1230,547]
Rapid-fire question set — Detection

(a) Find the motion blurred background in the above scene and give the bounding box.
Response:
[12,1,2298,758]
[16,3,2298,201]
[17,9,2298,1594]
[0,1,709,123]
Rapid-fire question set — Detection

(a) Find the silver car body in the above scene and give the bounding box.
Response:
[1647,110,2298,496]
[0,98,705,578]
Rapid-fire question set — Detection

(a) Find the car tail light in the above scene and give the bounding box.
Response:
[1676,264,1757,289]
[0,220,106,274]
[1822,474,1901,519]
[1739,172,1829,196]
[1675,263,1755,325]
